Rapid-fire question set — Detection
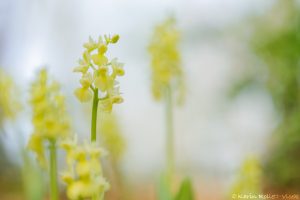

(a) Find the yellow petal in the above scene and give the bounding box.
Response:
[74,87,92,102]
[67,181,85,200]
[94,75,107,91]
[116,68,125,76]
[99,99,113,113]
[83,36,97,52]
[27,134,46,167]
[98,66,108,75]
[91,54,108,66]
[79,73,93,88]
[76,160,91,177]
[61,172,74,184]
[73,65,89,73]
[111,95,123,104]
[98,44,107,54]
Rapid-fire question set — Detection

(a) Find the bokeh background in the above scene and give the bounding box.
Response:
[0,0,299,199]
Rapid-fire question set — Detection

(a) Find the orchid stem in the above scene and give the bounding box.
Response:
[49,140,58,200]
[91,89,99,142]
[165,85,174,185]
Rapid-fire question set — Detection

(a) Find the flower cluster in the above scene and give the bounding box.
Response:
[229,156,262,198]
[148,18,185,102]
[61,137,109,200]
[74,35,125,112]
[0,68,21,127]
[98,113,126,162]
[28,69,70,166]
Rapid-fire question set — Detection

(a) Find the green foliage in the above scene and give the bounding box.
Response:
[22,151,44,200]
[231,0,300,191]
[157,174,194,200]
[174,178,194,200]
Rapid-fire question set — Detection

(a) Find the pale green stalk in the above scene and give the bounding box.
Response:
[165,85,174,184]
[91,89,105,199]
[91,89,99,142]
[49,140,58,200]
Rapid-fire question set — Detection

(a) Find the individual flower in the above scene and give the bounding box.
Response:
[0,68,22,127]
[61,137,109,200]
[28,69,70,166]
[98,113,126,162]
[74,72,93,102]
[73,35,124,113]
[148,18,185,103]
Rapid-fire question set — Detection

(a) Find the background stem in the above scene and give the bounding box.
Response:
[91,89,99,142]
[165,85,174,184]
[49,140,58,200]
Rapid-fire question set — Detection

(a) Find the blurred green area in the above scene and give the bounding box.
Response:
[231,0,300,192]
[0,139,21,196]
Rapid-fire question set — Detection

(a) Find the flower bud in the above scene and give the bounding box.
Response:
[111,34,119,43]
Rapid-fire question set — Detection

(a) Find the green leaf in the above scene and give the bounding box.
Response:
[174,178,195,200]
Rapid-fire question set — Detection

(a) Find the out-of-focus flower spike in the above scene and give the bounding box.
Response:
[61,139,109,200]
[0,68,22,127]
[28,68,70,166]
[148,18,185,103]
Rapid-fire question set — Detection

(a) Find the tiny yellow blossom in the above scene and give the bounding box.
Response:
[0,68,21,127]
[83,36,98,52]
[28,69,70,166]
[148,18,185,103]
[74,87,93,102]
[73,35,125,112]
[27,133,46,167]
[74,72,94,102]
[61,135,78,166]
[111,58,125,76]
[61,138,109,200]
[104,34,120,44]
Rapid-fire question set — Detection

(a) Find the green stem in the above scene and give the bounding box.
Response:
[91,89,99,142]
[165,85,174,184]
[49,140,58,200]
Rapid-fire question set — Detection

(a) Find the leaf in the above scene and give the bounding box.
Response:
[174,178,195,200]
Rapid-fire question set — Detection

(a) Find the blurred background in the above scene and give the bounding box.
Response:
[0,0,300,199]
